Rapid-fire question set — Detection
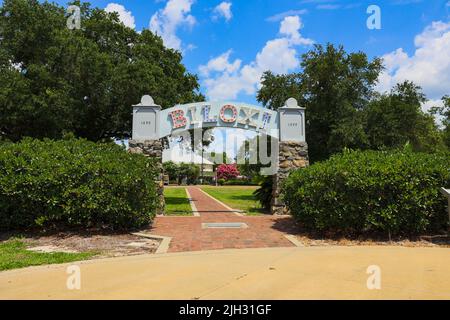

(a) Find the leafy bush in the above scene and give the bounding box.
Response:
[283,150,450,236]
[178,163,200,185]
[0,138,159,230]
[162,161,179,183]
[253,175,273,211]
[162,161,201,184]
[216,164,239,180]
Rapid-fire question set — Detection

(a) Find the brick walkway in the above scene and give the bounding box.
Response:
[147,186,297,252]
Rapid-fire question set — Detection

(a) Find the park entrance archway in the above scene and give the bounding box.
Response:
[129,95,309,215]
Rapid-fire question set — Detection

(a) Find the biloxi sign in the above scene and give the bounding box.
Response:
[132,95,305,142]
[130,95,309,215]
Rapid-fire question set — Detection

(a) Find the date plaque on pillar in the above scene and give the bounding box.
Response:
[279,98,305,142]
[132,95,161,140]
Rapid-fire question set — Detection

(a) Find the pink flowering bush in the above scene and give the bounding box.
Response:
[216,164,240,180]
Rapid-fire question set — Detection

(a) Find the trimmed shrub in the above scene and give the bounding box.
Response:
[283,150,450,236]
[0,138,159,230]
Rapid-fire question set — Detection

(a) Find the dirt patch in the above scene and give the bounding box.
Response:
[294,234,450,248]
[8,231,161,258]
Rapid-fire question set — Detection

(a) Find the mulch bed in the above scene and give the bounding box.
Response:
[293,231,450,248]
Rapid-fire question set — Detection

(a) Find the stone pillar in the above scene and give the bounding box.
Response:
[129,95,164,215]
[128,139,165,215]
[271,98,309,215]
[271,141,309,215]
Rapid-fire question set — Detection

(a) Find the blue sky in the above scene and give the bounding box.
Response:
[54,0,450,108]
[2,0,450,157]
[2,0,449,106]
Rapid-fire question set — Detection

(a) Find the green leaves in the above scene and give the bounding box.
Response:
[282,150,450,236]
[0,138,159,230]
[0,0,203,141]
[365,81,445,152]
[257,44,383,162]
[257,44,448,162]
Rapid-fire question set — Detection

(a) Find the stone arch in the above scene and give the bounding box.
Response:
[128,95,309,215]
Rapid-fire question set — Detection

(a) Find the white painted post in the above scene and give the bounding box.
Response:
[132,95,161,140]
[278,98,306,142]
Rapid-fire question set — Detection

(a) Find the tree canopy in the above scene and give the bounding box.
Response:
[365,81,444,152]
[257,43,447,161]
[0,0,204,141]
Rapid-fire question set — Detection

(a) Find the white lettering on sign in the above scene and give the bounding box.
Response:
[188,106,201,125]
[238,107,259,127]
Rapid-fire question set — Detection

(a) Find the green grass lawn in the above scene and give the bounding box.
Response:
[164,187,192,215]
[0,240,96,271]
[200,186,266,215]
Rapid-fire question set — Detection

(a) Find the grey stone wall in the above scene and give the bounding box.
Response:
[271,141,309,215]
[128,139,165,215]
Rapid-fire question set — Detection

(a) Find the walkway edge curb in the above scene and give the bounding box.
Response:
[132,233,172,254]
[284,234,305,247]
[185,188,200,216]
[196,187,244,216]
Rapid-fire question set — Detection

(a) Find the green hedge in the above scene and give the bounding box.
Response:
[283,150,450,236]
[0,138,159,230]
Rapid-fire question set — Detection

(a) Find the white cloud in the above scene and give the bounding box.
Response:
[279,15,314,46]
[300,0,337,3]
[266,9,308,22]
[391,0,423,5]
[422,98,445,126]
[199,50,241,76]
[105,3,135,29]
[316,4,341,10]
[376,21,450,101]
[212,2,233,22]
[149,0,196,50]
[422,98,444,113]
[199,15,313,100]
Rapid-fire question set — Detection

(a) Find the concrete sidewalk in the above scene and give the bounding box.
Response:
[1,246,449,299]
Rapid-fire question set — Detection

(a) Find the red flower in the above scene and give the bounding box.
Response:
[216,164,239,180]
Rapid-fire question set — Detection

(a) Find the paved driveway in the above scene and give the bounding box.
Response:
[1,246,449,299]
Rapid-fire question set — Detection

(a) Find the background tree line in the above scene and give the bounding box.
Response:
[0,0,203,142]
[1,1,448,166]
[257,44,449,162]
